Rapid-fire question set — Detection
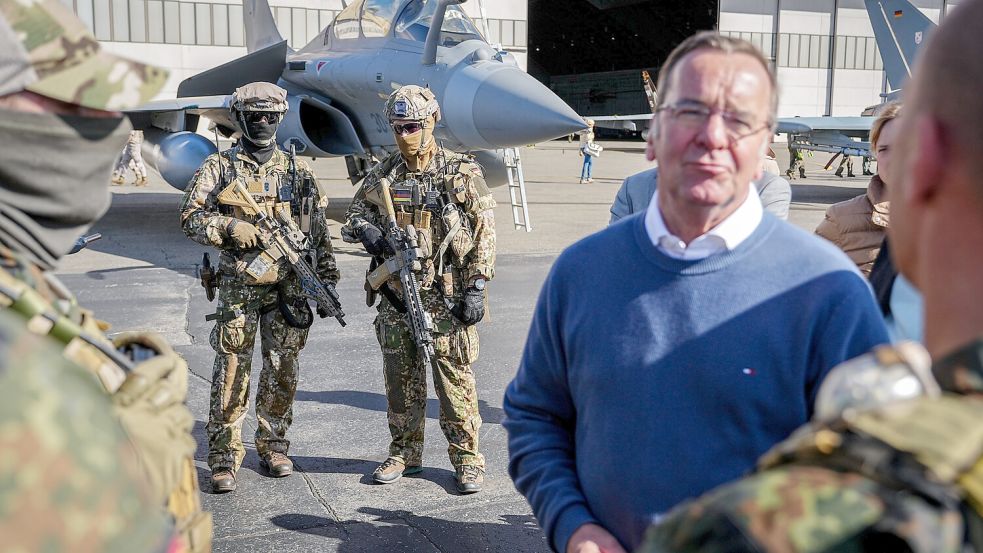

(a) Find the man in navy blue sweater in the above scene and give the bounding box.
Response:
[503,32,889,553]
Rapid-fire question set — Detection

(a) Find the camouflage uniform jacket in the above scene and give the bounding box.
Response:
[342,149,496,310]
[0,246,212,552]
[640,339,983,553]
[180,145,339,286]
[0,309,172,553]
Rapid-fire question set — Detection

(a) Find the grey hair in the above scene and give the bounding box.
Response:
[655,31,779,131]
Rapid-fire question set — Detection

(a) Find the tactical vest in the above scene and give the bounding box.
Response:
[761,343,983,551]
[382,153,477,295]
[210,148,318,286]
[0,250,213,553]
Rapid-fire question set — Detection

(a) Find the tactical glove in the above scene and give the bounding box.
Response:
[227,219,262,249]
[359,223,392,257]
[451,286,485,326]
[111,331,196,505]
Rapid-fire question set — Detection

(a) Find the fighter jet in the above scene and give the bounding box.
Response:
[586,0,934,158]
[129,0,585,190]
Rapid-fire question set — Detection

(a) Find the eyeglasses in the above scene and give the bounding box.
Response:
[656,101,770,141]
[243,111,281,125]
[391,122,423,135]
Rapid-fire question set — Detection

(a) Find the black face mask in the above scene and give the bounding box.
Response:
[244,120,277,143]
[237,110,279,147]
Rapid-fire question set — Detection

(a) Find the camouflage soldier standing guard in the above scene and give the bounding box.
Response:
[0,0,211,550]
[342,85,496,494]
[180,82,340,493]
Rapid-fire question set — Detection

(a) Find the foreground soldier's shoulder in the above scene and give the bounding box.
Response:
[0,312,170,551]
[640,465,887,553]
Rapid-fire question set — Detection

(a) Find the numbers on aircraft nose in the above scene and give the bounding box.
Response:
[371,113,388,135]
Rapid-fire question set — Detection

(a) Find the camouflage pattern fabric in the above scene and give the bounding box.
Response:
[112,130,148,185]
[180,146,339,285]
[181,144,338,473]
[638,464,963,553]
[205,275,310,471]
[0,0,168,110]
[0,249,212,552]
[375,294,483,468]
[0,310,171,553]
[343,148,495,470]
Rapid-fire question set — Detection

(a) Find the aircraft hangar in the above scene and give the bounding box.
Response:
[71,0,961,123]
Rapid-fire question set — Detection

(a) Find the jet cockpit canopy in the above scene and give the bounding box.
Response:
[331,0,484,46]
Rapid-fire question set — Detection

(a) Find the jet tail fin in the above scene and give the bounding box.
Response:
[865,0,936,92]
[178,41,288,97]
[244,0,284,53]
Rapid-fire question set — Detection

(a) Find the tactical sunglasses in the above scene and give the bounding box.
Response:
[392,122,423,135]
[243,111,281,124]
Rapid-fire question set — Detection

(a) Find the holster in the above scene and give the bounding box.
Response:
[365,258,380,307]
[199,252,218,302]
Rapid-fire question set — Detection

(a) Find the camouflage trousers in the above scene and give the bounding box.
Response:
[374,298,484,469]
[206,276,309,472]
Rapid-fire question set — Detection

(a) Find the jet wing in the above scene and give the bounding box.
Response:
[589,113,652,132]
[128,95,229,113]
[776,116,874,134]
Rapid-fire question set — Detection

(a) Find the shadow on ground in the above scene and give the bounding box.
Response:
[269,509,548,553]
[294,389,505,424]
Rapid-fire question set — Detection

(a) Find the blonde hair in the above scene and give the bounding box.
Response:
[655,31,778,129]
[870,101,902,150]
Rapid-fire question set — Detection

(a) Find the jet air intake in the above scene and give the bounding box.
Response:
[276,96,364,157]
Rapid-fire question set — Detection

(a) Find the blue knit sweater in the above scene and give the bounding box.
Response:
[504,213,889,552]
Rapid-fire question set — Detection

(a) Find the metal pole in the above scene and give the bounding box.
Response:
[825,0,838,116]
[773,0,781,64]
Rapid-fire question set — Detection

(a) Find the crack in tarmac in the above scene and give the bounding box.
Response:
[292,458,349,537]
[389,512,445,553]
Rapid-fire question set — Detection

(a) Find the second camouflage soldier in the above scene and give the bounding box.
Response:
[343,85,497,494]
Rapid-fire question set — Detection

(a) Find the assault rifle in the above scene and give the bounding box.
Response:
[216,180,346,327]
[363,177,438,370]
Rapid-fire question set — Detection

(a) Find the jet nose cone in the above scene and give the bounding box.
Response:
[442,65,585,150]
[474,68,584,147]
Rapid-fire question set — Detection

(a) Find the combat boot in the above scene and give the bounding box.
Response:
[835,167,844,177]
[847,171,856,178]
[799,167,807,179]
[863,169,874,176]
[211,469,236,493]
[260,452,293,477]
[785,169,795,180]
[455,465,484,494]
[372,457,422,484]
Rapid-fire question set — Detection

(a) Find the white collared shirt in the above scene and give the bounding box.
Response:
[644,184,763,260]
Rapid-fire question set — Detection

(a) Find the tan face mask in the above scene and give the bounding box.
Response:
[395,119,436,171]
[396,127,425,159]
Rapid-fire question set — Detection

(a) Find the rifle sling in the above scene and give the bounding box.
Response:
[379,283,407,314]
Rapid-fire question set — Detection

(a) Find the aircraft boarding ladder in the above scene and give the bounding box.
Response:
[504,147,532,232]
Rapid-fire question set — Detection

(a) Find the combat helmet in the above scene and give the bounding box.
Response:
[231,82,287,146]
[231,82,288,113]
[385,85,441,124]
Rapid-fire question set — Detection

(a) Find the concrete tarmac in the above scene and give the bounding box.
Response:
[57,140,870,552]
